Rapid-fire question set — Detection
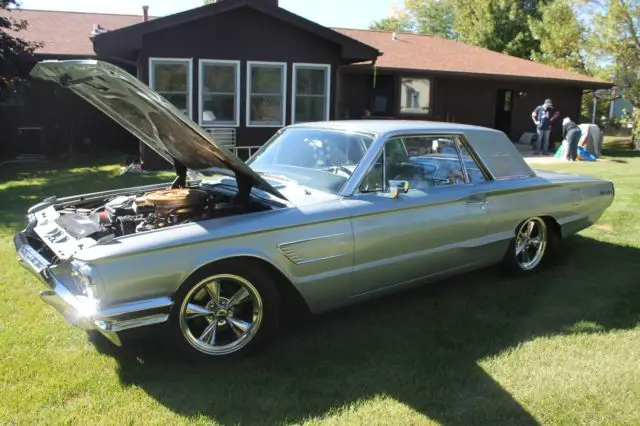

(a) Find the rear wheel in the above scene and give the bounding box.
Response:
[170,260,280,360]
[503,217,550,274]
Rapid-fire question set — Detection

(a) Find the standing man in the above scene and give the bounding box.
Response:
[531,99,560,155]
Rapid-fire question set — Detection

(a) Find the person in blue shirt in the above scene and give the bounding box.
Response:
[531,99,560,155]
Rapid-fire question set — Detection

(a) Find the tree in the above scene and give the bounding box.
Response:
[452,0,551,59]
[370,15,413,33]
[370,0,554,59]
[0,0,43,101]
[589,0,640,148]
[369,0,456,39]
[529,0,587,72]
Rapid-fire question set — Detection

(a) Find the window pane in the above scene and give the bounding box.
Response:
[153,62,188,92]
[202,94,235,123]
[295,95,326,123]
[295,68,326,95]
[158,92,188,114]
[361,135,469,193]
[202,64,236,93]
[251,66,283,94]
[250,95,282,125]
[400,78,431,114]
[456,138,487,183]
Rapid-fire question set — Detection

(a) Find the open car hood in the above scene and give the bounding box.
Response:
[30,60,287,201]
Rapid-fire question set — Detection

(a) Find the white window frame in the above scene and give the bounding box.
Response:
[291,63,331,124]
[246,61,287,128]
[198,59,241,128]
[148,57,193,119]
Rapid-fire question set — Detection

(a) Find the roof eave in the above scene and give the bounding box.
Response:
[346,64,612,89]
[91,0,380,63]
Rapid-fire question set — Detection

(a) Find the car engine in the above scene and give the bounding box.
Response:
[26,186,272,263]
[91,187,260,237]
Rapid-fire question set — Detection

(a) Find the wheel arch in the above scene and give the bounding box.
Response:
[513,215,561,239]
[174,255,311,315]
[539,215,562,239]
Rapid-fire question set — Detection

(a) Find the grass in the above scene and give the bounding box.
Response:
[1,145,640,425]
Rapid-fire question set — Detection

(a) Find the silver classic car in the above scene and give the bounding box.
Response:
[15,60,614,359]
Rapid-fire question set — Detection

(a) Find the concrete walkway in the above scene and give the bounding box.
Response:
[515,142,560,164]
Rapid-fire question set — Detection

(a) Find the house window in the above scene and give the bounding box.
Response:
[199,60,240,127]
[149,58,192,118]
[292,63,330,123]
[247,61,286,127]
[400,77,431,115]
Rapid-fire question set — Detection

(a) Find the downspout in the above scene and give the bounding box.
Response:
[335,64,348,120]
[369,56,379,118]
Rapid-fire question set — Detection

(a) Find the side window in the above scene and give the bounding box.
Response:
[359,135,469,193]
[455,138,488,183]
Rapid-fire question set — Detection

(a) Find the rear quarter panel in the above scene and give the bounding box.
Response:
[482,170,614,260]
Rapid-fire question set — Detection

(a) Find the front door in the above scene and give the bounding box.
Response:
[344,134,490,297]
[494,89,514,137]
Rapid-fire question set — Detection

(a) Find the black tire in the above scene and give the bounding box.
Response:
[502,216,556,275]
[169,259,281,361]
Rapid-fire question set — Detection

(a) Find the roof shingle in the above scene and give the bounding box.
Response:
[333,28,608,86]
[1,9,146,56]
[1,9,610,87]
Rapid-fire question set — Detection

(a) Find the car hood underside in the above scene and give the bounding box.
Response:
[30,59,287,201]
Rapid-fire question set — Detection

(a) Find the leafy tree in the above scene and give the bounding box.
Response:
[529,0,587,72]
[589,0,640,148]
[0,0,43,101]
[370,0,456,39]
[452,0,551,59]
[370,0,555,59]
[370,15,413,33]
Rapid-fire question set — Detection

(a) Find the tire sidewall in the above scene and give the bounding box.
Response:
[169,259,281,362]
[503,217,554,275]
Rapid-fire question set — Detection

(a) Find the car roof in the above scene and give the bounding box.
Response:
[286,120,501,136]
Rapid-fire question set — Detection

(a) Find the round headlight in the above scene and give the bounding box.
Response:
[70,261,96,299]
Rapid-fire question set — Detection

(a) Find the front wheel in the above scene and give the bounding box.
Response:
[170,260,280,360]
[502,217,550,274]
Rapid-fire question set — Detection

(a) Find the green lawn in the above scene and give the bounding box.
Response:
[1,148,639,425]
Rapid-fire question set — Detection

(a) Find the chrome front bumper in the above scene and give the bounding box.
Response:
[14,231,173,346]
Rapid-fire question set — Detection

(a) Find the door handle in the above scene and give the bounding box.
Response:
[466,193,487,205]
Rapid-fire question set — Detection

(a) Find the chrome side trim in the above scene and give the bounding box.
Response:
[278,233,348,265]
[95,314,170,334]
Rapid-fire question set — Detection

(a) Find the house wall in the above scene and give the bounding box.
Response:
[0,75,138,160]
[136,7,352,168]
[340,70,583,145]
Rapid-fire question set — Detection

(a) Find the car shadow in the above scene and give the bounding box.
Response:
[92,235,640,425]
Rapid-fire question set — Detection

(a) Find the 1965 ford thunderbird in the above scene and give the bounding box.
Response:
[15,60,614,359]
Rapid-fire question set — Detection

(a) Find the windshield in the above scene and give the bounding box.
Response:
[247,127,375,194]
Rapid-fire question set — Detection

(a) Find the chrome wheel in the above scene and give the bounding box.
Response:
[515,217,547,271]
[178,274,263,356]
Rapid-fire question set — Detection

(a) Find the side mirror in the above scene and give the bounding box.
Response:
[388,180,409,199]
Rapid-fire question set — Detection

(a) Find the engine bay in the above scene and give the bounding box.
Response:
[29,185,272,262]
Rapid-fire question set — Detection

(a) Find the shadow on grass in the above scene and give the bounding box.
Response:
[601,148,640,158]
[92,236,640,426]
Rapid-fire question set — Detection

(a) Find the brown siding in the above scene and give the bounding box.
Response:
[137,7,352,168]
[340,71,584,145]
[0,78,137,159]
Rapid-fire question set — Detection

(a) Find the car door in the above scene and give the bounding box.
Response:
[343,134,491,297]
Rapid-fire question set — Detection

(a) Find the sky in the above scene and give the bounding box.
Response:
[15,0,399,29]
